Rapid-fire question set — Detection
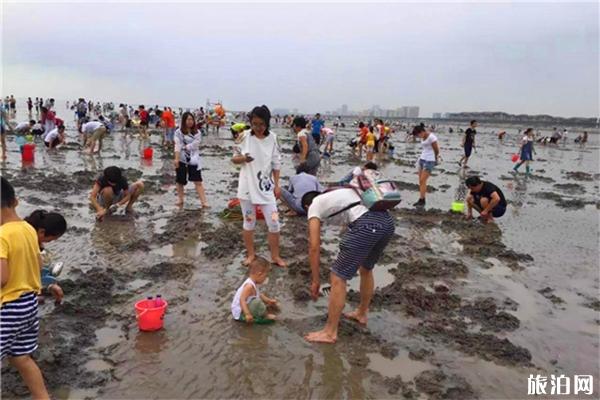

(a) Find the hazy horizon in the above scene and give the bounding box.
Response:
[2,1,598,118]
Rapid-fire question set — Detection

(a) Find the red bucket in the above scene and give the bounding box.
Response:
[143,147,153,159]
[135,299,168,331]
[227,198,264,220]
[511,154,519,163]
[22,144,35,162]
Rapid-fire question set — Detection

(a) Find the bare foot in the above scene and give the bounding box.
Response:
[284,210,298,217]
[271,256,287,268]
[265,313,277,320]
[201,203,211,209]
[304,330,337,344]
[125,207,137,216]
[176,200,184,207]
[344,310,368,325]
[243,255,256,266]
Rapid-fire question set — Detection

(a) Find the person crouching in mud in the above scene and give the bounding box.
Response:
[301,186,395,344]
[89,166,144,221]
[465,176,507,224]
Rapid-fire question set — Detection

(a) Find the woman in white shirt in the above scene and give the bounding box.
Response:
[174,112,209,208]
[413,125,440,208]
[231,105,286,267]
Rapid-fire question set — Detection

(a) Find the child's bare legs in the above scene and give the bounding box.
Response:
[268,232,286,267]
[193,182,210,207]
[1,134,7,160]
[9,356,49,400]
[344,267,373,325]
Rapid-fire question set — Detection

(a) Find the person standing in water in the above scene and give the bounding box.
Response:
[310,113,325,146]
[513,128,535,175]
[231,105,286,268]
[458,120,477,167]
[413,125,440,208]
[174,112,209,208]
[292,116,320,176]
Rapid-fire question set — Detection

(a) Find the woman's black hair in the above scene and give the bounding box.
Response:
[180,111,198,135]
[364,162,378,170]
[249,105,271,136]
[296,163,310,174]
[292,116,307,129]
[1,177,16,208]
[412,125,426,136]
[301,191,321,211]
[358,122,365,129]
[25,210,67,237]
[103,166,122,183]
[524,128,533,134]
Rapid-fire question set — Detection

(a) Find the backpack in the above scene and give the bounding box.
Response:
[327,170,401,218]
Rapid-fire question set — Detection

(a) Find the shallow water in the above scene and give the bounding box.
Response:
[1,105,599,399]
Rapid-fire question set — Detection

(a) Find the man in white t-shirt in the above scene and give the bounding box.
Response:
[14,120,35,135]
[301,187,395,344]
[81,118,108,153]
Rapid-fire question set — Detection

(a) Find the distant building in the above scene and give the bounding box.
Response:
[341,104,348,115]
[407,106,419,118]
[432,113,442,119]
[272,108,290,115]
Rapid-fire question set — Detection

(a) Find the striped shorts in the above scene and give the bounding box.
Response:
[331,211,395,281]
[1,292,39,360]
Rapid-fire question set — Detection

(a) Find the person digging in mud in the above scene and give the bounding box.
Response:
[300,187,395,344]
[44,124,66,149]
[231,256,279,324]
[82,116,108,153]
[25,210,67,304]
[90,166,144,221]
[174,112,210,208]
[0,177,50,399]
[413,125,440,208]
[231,105,286,268]
[280,163,323,217]
[338,161,378,185]
[465,176,507,224]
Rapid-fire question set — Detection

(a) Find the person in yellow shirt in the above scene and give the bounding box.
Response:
[366,126,376,161]
[0,177,49,399]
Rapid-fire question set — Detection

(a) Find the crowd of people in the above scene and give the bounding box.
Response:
[0,96,584,397]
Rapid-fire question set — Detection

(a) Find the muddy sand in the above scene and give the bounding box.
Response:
[1,111,599,399]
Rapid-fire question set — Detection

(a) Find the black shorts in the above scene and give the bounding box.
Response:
[32,129,43,136]
[474,197,506,218]
[176,162,202,185]
[140,120,149,127]
[464,144,473,157]
[45,138,60,148]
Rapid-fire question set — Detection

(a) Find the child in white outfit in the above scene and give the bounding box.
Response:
[231,257,278,323]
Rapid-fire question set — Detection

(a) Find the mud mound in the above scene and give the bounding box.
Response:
[553,183,586,194]
[415,319,532,367]
[460,297,520,332]
[140,262,195,280]
[565,171,595,181]
[415,370,478,400]
[538,287,565,304]
[202,223,245,260]
[393,258,468,281]
[366,283,461,316]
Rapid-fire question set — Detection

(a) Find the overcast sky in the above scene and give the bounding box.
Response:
[2,1,598,117]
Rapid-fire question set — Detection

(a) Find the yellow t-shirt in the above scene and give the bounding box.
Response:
[0,221,41,305]
[366,132,376,147]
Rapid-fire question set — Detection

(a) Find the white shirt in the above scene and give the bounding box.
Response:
[236,132,282,204]
[419,133,438,162]
[44,128,59,143]
[307,188,368,225]
[82,121,103,133]
[296,128,308,140]
[174,128,202,166]
[15,122,31,133]
[231,277,259,320]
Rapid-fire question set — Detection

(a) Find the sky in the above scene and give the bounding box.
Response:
[2,1,598,118]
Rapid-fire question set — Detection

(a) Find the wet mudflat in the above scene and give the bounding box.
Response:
[1,111,599,399]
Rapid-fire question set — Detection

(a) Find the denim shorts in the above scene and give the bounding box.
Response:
[418,159,436,173]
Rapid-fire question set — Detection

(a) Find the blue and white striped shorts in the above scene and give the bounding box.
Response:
[1,292,39,359]
[331,211,395,281]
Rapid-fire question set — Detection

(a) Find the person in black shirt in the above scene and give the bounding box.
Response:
[459,120,477,168]
[89,166,144,221]
[465,176,506,223]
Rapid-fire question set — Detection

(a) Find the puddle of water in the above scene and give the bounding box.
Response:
[348,263,396,292]
[95,325,123,348]
[367,350,433,381]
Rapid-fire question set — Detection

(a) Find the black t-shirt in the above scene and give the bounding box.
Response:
[96,175,129,195]
[465,128,476,146]
[473,181,506,208]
